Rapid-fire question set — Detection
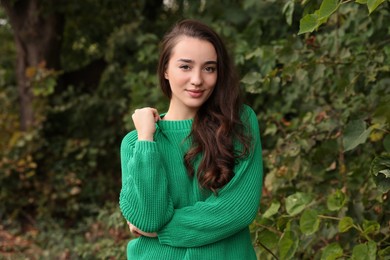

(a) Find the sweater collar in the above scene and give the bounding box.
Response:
[156,114,193,131]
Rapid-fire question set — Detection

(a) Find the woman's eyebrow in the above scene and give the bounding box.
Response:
[177,58,193,63]
[176,59,217,64]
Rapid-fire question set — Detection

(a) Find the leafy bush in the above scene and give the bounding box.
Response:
[0,0,388,259]
[236,1,390,259]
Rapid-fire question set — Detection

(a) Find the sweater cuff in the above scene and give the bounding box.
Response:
[134,140,158,153]
[157,228,174,246]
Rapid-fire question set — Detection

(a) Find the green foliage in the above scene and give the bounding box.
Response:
[299,0,340,34]
[321,242,343,260]
[299,209,320,235]
[351,241,377,260]
[370,154,390,192]
[338,216,354,232]
[327,189,347,211]
[236,0,389,259]
[278,231,299,260]
[299,0,386,34]
[285,192,313,216]
[0,0,389,258]
[343,119,373,152]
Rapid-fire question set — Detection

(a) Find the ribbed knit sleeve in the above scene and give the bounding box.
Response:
[119,132,174,233]
[157,106,263,247]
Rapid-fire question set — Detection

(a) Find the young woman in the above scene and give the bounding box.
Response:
[119,19,263,259]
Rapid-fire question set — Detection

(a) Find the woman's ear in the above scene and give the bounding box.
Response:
[164,71,168,79]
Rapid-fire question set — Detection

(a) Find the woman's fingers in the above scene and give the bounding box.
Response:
[127,221,158,238]
[128,222,141,237]
[132,107,160,141]
[151,108,161,122]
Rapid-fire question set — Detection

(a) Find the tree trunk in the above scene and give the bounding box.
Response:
[1,0,64,131]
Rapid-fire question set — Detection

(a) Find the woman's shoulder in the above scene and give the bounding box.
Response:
[240,104,260,137]
[120,130,138,150]
[240,104,257,121]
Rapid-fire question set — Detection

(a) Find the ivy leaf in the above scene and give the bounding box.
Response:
[285,192,313,216]
[277,217,291,232]
[298,0,340,34]
[317,0,340,19]
[370,154,390,193]
[242,72,263,94]
[299,209,320,235]
[370,154,390,176]
[278,231,299,260]
[264,123,278,136]
[327,190,347,211]
[378,246,390,258]
[282,0,295,26]
[298,14,319,34]
[241,72,262,85]
[362,220,380,235]
[343,119,372,152]
[257,229,279,250]
[321,242,343,260]
[383,135,390,152]
[380,169,390,178]
[367,0,385,14]
[351,241,377,260]
[338,217,354,232]
[263,201,281,218]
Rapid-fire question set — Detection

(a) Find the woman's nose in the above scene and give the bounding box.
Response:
[190,70,203,86]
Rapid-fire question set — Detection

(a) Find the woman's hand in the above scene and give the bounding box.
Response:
[132,107,161,141]
[127,221,157,238]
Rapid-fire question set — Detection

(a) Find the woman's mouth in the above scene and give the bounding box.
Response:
[186,89,204,98]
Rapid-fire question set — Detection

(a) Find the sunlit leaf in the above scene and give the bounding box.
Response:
[318,0,340,19]
[285,192,313,216]
[263,201,281,218]
[298,0,340,34]
[367,0,385,14]
[278,231,298,260]
[298,14,319,34]
[327,190,347,211]
[321,242,343,260]
[338,217,354,232]
[299,209,320,235]
[379,169,390,178]
[351,241,377,260]
[362,220,380,235]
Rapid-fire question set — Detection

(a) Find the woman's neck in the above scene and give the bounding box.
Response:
[163,110,195,120]
[163,105,197,120]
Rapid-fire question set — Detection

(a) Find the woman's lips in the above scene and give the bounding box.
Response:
[186,89,204,98]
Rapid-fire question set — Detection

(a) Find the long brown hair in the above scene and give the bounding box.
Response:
[157,19,251,193]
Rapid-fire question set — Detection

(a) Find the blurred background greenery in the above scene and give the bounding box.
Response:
[0,0,389,259]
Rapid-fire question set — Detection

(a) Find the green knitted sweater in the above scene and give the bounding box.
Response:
[119,105,263,260]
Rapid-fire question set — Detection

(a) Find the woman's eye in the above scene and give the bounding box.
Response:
[179,65,191,70]
[204,67,216,73]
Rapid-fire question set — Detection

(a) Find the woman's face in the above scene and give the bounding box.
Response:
[164,36,217,117]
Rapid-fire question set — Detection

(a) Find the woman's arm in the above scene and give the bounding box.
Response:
[119,132,174,233]
[157,106,263,247]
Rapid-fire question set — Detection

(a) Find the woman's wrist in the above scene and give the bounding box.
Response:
[137,134,154,141]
